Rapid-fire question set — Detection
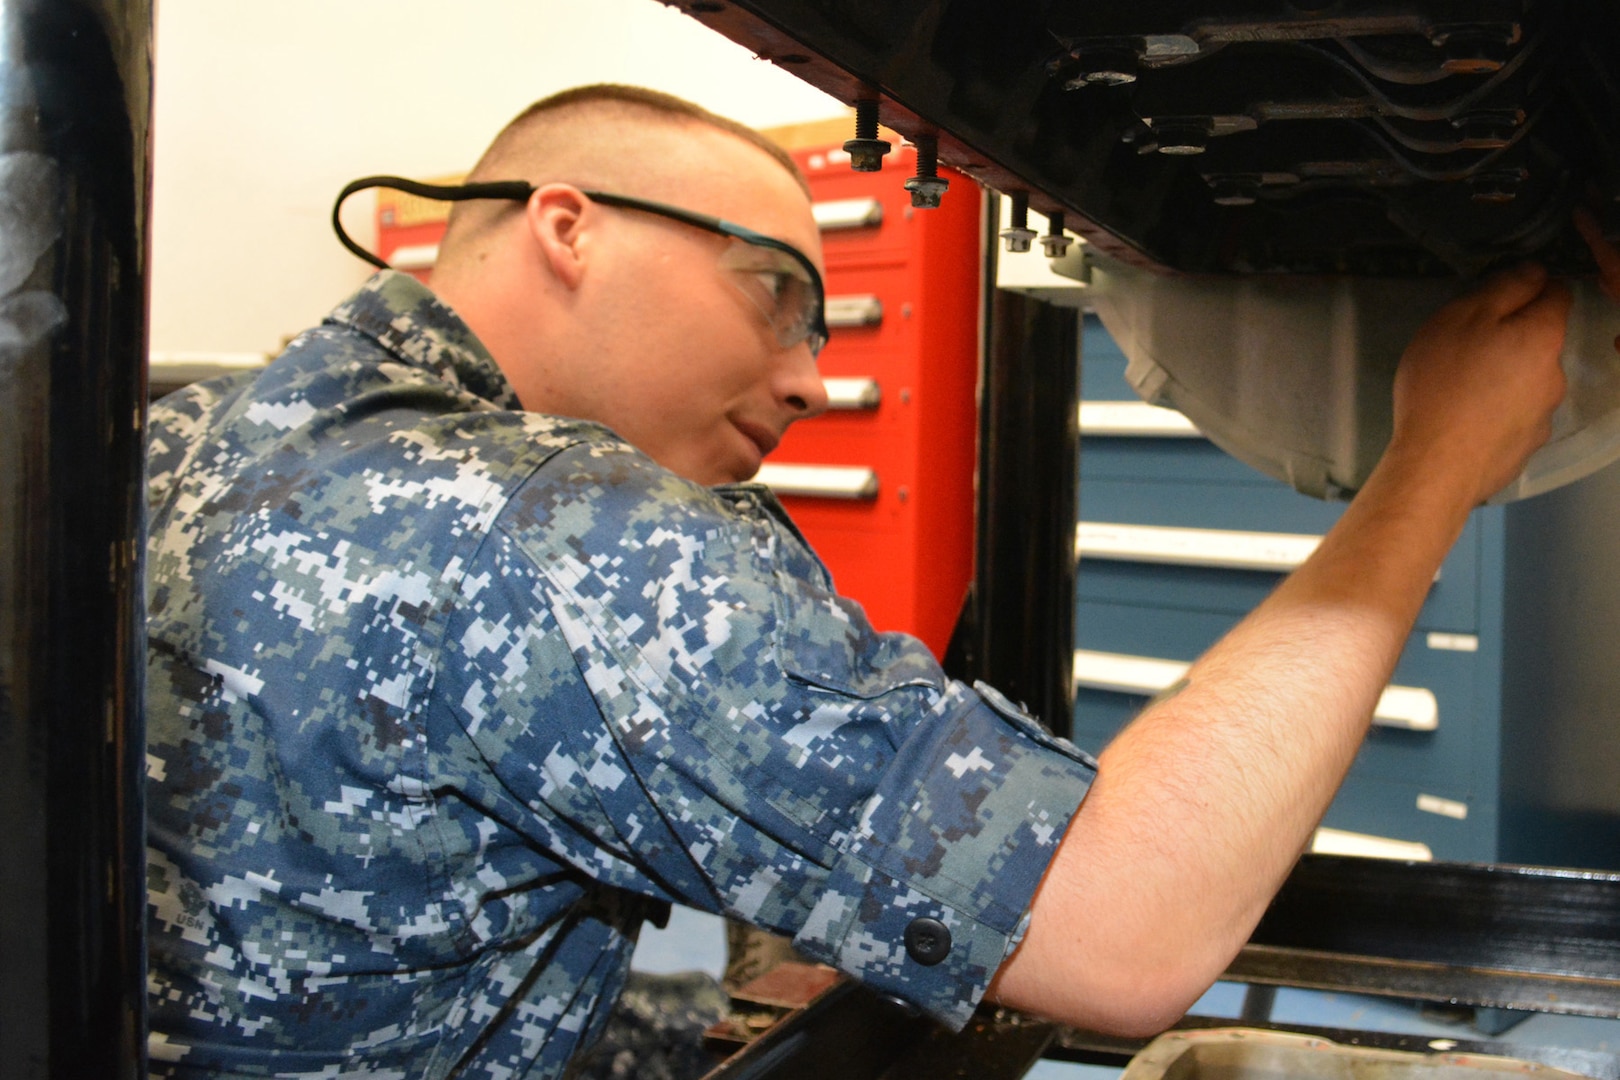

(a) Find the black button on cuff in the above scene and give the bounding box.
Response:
[903,916,952,966]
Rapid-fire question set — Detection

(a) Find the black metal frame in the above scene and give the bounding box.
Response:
[0,1,153,1077]
[701,860,1620,1077]
[944,190,1080,734]
[1241,856,1620,1015]
[704,973,1620,1080]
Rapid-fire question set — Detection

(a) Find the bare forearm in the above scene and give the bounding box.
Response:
[988,263,1571,1033]
[991,446,1478,1032]
[1108,446,1476,940]
[1154,436,1483,870]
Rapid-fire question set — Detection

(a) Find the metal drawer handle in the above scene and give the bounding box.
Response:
[1373,686,1441,732]
[1079,401,1201,438]
[1077,521,1323,573]
[813,197,883,231]
[1076,522,1439,582]
[1311,827,1432,862]
[826,294,883,329]
[756,463,878,500]
[1072,648,1439,732]
[822,377,881,411]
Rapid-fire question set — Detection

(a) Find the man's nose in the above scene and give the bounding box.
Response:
[778,344,830,419]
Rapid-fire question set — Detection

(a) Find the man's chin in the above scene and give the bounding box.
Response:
[722,463,761,485]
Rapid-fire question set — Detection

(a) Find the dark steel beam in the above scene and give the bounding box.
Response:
[702,978,938,1080]
[943,191,1080,736]
[1237,856,1620,1018]
[702,973,1059,1080]
[0,1,153,1077]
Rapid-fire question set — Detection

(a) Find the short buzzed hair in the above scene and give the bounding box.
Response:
[437,84,809,266]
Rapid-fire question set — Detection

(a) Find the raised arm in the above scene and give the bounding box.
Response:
[989,263,1573,1035]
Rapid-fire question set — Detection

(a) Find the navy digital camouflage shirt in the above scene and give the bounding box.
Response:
[145,271,1099,1078]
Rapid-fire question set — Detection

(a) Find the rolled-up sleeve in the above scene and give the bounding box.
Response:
[456,442,1098,1028]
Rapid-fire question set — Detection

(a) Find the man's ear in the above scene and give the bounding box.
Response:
[526,184,591,291]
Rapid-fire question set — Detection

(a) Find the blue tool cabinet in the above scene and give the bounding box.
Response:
[1073,314,1620,869]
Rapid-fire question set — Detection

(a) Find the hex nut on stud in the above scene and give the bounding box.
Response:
[1001,192,1037,252]
[905,175,950,209]
[905,134,949,209]
[1040,211,1072,258]
[844,139,891,172]
[844,97,891,173]
[1002,226,1037,253]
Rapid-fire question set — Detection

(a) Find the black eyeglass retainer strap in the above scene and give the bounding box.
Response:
[331,181,826,353]
[330,176,536,270]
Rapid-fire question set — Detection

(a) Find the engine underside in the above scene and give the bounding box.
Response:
[673,0,1619,278]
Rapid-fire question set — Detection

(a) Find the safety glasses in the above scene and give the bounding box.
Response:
[583,190,828,359]
[332,177,828,359]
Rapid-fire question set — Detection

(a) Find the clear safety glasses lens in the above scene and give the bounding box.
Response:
[717,241,828,358]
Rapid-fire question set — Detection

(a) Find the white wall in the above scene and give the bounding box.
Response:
[150,0,843,357]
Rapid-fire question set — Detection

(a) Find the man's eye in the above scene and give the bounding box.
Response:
[751,271,789,300]
[735,269,789,307]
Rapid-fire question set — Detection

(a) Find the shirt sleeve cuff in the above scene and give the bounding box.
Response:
[789,681,1098,1029]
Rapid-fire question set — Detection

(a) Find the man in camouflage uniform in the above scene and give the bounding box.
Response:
[145,84,1582,1077]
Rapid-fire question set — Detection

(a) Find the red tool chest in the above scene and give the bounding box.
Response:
[374,145,982,659]
[765,144,980,659]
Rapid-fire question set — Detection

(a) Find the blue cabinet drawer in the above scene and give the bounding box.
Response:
[1072,723,1491,863]
[1072,601,1482,791]
[1081,436,1275,486]
[1076,479,1482,632]
[1080,476,1344,534]
[1320,776,1492,863]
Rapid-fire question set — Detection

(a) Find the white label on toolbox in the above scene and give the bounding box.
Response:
[1416,793,1469,820]
[1426,632,1480,652]
[1076,521,1322,573]
[1073,648,1438,731]
[1078,400,1202,437]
